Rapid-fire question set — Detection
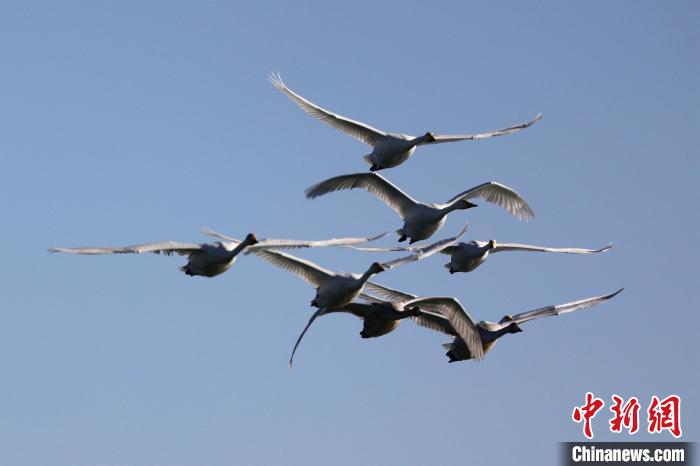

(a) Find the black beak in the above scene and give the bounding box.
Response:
[464,201,478,209]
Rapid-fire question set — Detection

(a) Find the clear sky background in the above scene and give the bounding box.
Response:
[1,1,698,465]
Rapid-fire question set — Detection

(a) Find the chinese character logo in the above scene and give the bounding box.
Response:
[572,393,682,439]
[648,395,682,438]
[609,394,640,434]
[572,392,605,439]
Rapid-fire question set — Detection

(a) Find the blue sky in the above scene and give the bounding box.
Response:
[1,1,698,465]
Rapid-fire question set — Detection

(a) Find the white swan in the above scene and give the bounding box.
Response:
[364,284,623,362]
[49,230,386,278]
[306,172,533,243]
[441,240,613,273]
[270,73,542,171]
[349,240,612,274]
[294,287,483,360]
[326,294,423,339]
[252,226,468,366]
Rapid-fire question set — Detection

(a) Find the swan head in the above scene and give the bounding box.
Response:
[368,262,386,275]
[457,200,478,210]
[244,233,259,245]
[488,239,497,249]
[508,322,523,334]
[423,132,436,142]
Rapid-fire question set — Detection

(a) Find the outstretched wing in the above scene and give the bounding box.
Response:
[492,242,613,254]
[201,228,241,243]
[404,297,484,361]
[380,223,468,270]
[505,289,624,325]
[411,309,457,336]
[247,232,388,253]
[269,72,387,146]
[251,248,334,288]
[203,228,387,254]
[363,282,418,303]
[421,113,542,144]
[444,181,534,221]
[305,172,417,219]
[49,241,203,256]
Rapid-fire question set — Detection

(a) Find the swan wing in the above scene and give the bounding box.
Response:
[269,72,386,146]
[363,282,418,303]
[507,289,624,325]
[246,232,388,254]
[492,242,613,254]
[251,248,334,287]
[410,309,456,336]
[49,241,203,256]
[423,113,542,144]
[404,297,484,360]
[305,172,417,218]
[445,181,534,221]
[380,223,468,270]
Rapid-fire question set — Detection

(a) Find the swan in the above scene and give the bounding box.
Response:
[440,240,613,273]
[354,240,613,273]
[270,73,542,171]
[306,172,534,243]
[292,290,483,360]
[364,284,623,362]
[324,294,424,339]
[252,226,468,366]
[49,230,386,278]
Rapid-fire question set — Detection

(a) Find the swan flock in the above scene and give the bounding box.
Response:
[51,73,621,367]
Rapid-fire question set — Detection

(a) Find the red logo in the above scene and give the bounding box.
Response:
[572,393,682,439]
[648,395,682,438]
[572,392,605,439]
[609,395,640,434]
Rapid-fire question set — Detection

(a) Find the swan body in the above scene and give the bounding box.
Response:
[327,297,422,338]
[442,240,613,274]
[306,172,533,242]
[270,73,542,171]
[180,240,253,277]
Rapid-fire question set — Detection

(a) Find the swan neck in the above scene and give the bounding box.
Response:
[442,203,462,214]
[359,268,378,283]
[229,237,255,258]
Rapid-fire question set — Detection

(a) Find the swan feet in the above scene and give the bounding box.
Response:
[397,234,407,242]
